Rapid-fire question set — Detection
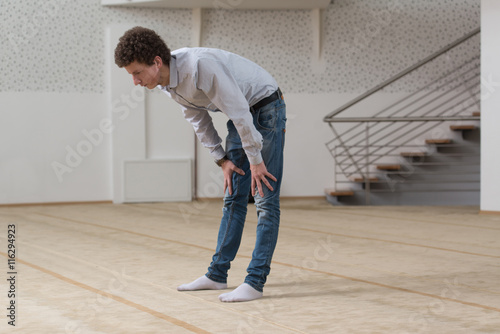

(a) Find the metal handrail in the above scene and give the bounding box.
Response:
[323,60,478,149]
[323,27,480,123]
[329,75,480,166]
[333,86,480,169]
[325,60,479,146]
[324,28,481,204]
[327,116,480,123]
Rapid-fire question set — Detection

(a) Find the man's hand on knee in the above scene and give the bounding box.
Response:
[250,162,277,197]
[222,160,245,195]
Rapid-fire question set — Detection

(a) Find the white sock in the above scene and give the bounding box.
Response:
[177,275,227,291]
[218,283,263,302]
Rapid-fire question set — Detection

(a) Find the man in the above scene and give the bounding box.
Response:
[114,26,286,302]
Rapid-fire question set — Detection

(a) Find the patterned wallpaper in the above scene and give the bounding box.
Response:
[0,0,480,94]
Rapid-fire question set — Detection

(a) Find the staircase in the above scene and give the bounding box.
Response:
[323,28,480,206]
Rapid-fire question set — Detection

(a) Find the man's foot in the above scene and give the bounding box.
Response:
[218,283,263,302]
[177,275,227,291]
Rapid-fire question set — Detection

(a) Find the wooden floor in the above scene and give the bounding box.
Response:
[0,199,499,333]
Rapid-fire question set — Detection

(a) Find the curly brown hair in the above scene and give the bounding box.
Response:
[114,26,171,68]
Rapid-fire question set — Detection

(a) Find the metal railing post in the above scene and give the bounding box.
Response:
[365,122,371,205]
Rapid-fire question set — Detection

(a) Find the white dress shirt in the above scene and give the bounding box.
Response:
[159,47,278,165]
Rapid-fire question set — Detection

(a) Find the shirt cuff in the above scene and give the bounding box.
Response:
[213,146,226,161]
[248,153,263,166]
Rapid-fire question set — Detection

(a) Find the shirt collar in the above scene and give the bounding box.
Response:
[167,55,178,89]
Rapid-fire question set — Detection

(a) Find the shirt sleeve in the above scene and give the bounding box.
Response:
[195,58,264,165]
[181,105,226,161]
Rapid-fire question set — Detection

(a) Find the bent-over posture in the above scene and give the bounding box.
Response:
[115,27,286,302]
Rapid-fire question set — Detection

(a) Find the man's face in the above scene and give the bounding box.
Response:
[124,60,160,89]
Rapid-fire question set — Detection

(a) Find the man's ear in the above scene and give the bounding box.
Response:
[154,56,163,67]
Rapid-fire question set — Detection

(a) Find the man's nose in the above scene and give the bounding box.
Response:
[133,76,140,86]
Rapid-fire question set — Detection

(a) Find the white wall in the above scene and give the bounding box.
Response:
[107,25,196,203]
[107,26,147,203]
[0,0,481,204]
[0,92,111,204]
[282,93,355,197]
[480,0,500,212]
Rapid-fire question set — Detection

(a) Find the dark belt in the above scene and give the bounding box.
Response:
[251,88,283,111]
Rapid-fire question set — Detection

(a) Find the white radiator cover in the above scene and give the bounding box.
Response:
[123,159,192,203]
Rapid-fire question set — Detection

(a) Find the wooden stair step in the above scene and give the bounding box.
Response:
[325,189,354,197]
[472,111,480,117]
[400,152,426,157]
[450,125,476,131]
[351,177,379,182]
[376,164,401,171]
[425,139,452,144]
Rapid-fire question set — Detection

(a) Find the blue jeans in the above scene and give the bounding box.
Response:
[205,98,286,292]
